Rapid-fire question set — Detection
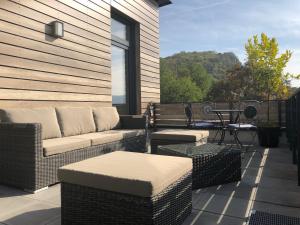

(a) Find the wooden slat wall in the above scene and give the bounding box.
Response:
[0,0,160,112]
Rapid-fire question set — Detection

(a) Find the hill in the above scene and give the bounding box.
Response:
[161,51,241,80]
[160,51,241,103]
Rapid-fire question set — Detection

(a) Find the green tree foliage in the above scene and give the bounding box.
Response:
[161,73,202,103]
[207,64,252,101]
[245,33,292,99]
[160,51,239,103]
[160,34,294,104]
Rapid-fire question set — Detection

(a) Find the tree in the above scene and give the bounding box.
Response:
[160,73,202,103]
[245,33,292,100]
[160,57,214,103]
[207,64,254,101]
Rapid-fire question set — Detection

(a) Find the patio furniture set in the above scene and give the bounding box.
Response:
[0,106,242,225]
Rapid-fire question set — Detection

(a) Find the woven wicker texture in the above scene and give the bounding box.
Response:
[0,123,146,192]
[157,143,241,189]
[248,211,300,225]
[61,171,192,225]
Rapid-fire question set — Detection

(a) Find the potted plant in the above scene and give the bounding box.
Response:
[245,33,293,147]
[256,68,281,147]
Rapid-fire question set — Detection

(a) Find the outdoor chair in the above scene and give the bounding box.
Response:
[228,105,258,151]
[184,103,223,143]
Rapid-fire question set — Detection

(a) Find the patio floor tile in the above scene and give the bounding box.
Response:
[192,192,252,219]
[183,210,246,225]
[254,187,300,208]
[197,182,256,200]
[257,175,300,192]
[260,166,298,180]
[0,196,59,225]
[251,201,300,218]
[25,185,61,206]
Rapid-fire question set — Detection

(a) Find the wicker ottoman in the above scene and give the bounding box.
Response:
[151,129,209,154]
[157,143,241,189]
[58,151,192,225]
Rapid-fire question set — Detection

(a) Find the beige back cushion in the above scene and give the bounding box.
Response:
[0,107,61,140]
[56,107,96,137]
[93,107,120,131]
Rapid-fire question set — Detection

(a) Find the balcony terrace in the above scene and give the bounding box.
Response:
[0,131,299,225]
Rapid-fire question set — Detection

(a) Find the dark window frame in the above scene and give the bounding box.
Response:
[111,10,138,115]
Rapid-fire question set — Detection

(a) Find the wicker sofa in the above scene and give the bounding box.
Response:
[0,107,146,192]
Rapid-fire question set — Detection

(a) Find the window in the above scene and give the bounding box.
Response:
[111,14,137,115]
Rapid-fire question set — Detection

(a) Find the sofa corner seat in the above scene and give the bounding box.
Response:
[0,106,146,192]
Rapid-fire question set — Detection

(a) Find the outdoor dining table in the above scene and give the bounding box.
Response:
[211,109,244,145]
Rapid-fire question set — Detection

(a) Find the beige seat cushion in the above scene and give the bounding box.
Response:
[70,132,123,146]
[151,129,209,142]
[93,107,120,131]
[58,151,192,197]
[43,137,91,156]
[0,107,61,140]
[56,107,96,137]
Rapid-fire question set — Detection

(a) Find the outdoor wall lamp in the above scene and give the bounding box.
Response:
[51,21,64,38]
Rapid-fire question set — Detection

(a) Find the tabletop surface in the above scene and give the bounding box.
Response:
[157,143,233,157]
[211,109,244,113]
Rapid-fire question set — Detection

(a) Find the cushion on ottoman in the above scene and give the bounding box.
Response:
[151,129,209,142]
[0,107,61,140]
[56,107,96,137]
[93,107,120,132]
[58,151,192,197]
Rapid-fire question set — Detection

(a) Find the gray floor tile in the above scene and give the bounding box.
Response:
[264,160,297,171]
[255,187,300,208]
[0,196,60,225]
[199,182,257,200]
[192,192,252,219]
[257,176,300,192]
[242,154,264,169]
[239,175,258,187]
[182,210,246,225]
[40,215,61,225]
[260,166,298,180]
[0,185,26,198]
[252,201,300,218]
[24,184,61,206]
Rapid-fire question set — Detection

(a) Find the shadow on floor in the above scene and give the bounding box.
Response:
[2,208,60,225]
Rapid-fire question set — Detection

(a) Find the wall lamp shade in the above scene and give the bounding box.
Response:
[51,21,64,38]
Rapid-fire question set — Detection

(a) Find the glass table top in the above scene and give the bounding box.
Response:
[157,142,231,157]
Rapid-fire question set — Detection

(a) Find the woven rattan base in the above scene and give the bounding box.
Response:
[248,210,300,225]
[157,143,241,189]
[61,172,192,225]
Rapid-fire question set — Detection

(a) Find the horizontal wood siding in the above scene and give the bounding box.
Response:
[0,0,160,112]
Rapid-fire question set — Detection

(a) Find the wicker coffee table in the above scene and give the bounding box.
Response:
[157,143,241,189]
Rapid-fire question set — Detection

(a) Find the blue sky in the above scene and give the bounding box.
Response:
[159,0,300,85]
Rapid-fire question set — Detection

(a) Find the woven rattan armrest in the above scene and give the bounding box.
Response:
[0,123,43,159]
[120,115,146,129]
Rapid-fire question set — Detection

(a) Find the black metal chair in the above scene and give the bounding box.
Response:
[184,103,222,143]
[185,103,216,128]
[228,105,258,151]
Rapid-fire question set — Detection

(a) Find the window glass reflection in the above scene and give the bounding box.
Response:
[112,46,127,104]
[112,18,127,40]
